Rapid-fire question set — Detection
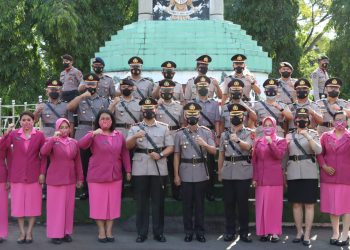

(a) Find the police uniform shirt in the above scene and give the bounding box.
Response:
[74,95,109,140]
[174,126,215,182]
[276,78,297,104]
[156,101,184,135]
[288,101,321,130]
[154,80,184,102]
[286,129,321,180]
[127,121,174,176]
[184,76,218,101]
[222,73,256,100]
[117,76,154,100]
[96,74,116,99]
[36,101,74,137]
[221,101,250,129]
[195,99,220,128]
[311,67,329,100]
[60,66,83,92]
[219,128,253,180]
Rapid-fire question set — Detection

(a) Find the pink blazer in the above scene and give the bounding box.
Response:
[0,129,46,183]
[252,137,288,186]
[0,137,8,183]
[40,137,84,186]
[317,131,350,185]
[78,130,131,183]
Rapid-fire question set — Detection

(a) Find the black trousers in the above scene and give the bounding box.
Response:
[222,179,251,235]
[181,181,208,235]
[133,176,167,237]
[206,154,216,197]
[166,153,180,199]
[80,148,92,194]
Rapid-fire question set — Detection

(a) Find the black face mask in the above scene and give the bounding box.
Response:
[163,70,174,79]
[143,110,155,120]
[187,116,199,126]
[63,63,70,69]
[234,66,244,74]
[296,90,308,99]
[160,92,173,100]
[328,90,340,98]
[231,116,243,126]
[198,88,208,97]
[265,88,277,97]
[198,66,208,75]
[296,119,309,129]
[281,71,291,78]
[131,67,141,75]
[49,92,60,99]
[322,63,328,69]
[93,67,103,74]
[121,88,132,96]
[87,87,96,95]
[230,91,242,100]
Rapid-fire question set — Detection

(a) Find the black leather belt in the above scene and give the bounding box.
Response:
[181,158,204,164]
[134,147,164,154]
[43,123,55,128]
[115,123,131,129]
[79,121,93,126]
[289,155,314,161]
[321,122,333,127]
[224,155,249,162]
[169,125,180,130]
[259,121,284,127]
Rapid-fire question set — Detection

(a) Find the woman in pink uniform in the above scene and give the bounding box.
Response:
[40,118,83,244]
[0,111,46,244]
[79,110,131,243]
[252,116,287,243]
[0,137,9,243]
[317,111,350,246]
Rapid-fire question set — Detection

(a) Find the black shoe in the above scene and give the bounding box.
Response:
[270,236,280,243]
[240,234,252,243]
[154,234,166,242]
[98,237,108,243]
[302,240,311,246]
[206,194,215,202]
[79,193,89,200]
[330,238,339,245]
[223,233,235,242]
[196,234,206,243]
[63,234,72,242]
[51,238,62,244]
[136,235,147,243]
[17,236,26,244]
[337,237,349,246]
[260,236,269,242]
[106,236,115,242]
[184,234,193,242]
[292,234,304,243]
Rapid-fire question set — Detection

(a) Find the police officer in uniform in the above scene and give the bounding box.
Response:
[34,79,74,137]
[277,62,297,105]
[221,78,257,131]
[253,79,293,137]
[316,77,350,135]
[126,97,174,243]
[311,55,330,101]
[222,54,261,103]
[116,56,154,100]
[67,74,109,199]
[152,61,185,103]
[218,103,254,243]
[288,79,323,131]
[79,57,116,99]
[155,79,184,200]
[60,54,83,102]
[173,102,216,243]
[109,79,142,138]
[184,55,222,102]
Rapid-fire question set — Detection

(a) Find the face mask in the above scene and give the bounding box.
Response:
[198,66,208,74]
[322,63,328,69]
[187,116,199,126]
[296,119,309,129]
[121,88,132,96]
[21,121,34,130]
[163,70,174,79]
[263,127,275,136]
[131,68,141,75]
[93,67,103,74]
[334,121,347,131]
[198,88,208,96]
[99,120,112,130]
[63,63,70,69]
[231,116,243,126]
[87,87,96,95]
[230,91,241,100]
[328,90,339,98]
[234,66,244,74]
[296,90,308,99]
[265,88,277,97]
[143,110,155,120]
[160,92,173,100]
[281,71,291,78]
[49,92,60,99]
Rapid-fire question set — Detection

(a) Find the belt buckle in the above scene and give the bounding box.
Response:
[231,155,235,163]
[192,158,198,165]
[328,122,332,128]
[294,155,299,161]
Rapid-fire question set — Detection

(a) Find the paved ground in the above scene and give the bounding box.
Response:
[1,221,347,250]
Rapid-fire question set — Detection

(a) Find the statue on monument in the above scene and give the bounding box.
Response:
[153,0,209,20]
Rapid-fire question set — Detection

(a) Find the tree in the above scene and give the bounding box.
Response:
[224,0,302,77]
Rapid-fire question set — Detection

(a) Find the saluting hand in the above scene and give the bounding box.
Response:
[92,128,103,136]
[174,175,181,186]
[323,165,336,176]
[134,130,146,139]
[195,136,207,147]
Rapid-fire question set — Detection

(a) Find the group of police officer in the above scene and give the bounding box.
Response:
[32,53,350,243]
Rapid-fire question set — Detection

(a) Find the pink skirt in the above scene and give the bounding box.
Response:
[0,183,8,238]
[88,180,122,220]
[47,184,76,238]
[320,183,350,215]
[11,182,42,217]
[255,185,283,236]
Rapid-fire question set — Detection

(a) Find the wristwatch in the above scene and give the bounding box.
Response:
[159,152,164,159]
[280,108,284,112]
